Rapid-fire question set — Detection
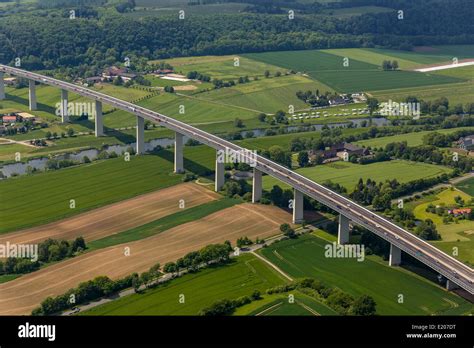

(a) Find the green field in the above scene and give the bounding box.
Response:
[259,234,472,315]
[372,81,474,105]
[239,291,338,316]
[197,74,334,114]
[263,160,452,192]
[152,55,284,81]
[456,177,474,196]
[321,48,421,70]
[81,253,287,315]
[244,50,464,93]
[0,153,183,233]
[356,127,474,148]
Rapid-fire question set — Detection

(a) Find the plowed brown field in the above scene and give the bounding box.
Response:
[0,203,291,315]
[0,183,219,246]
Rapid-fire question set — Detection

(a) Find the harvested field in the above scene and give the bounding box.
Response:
[0,203,291,315]
[0,183,219,246]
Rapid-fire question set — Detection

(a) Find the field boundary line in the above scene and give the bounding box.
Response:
[251,251,293,282]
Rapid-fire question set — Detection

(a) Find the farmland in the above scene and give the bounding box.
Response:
[82,254,287,316]
[0,203,291,315]
[0,183,220,246]
[263,160,452,192]
[197,74,334,114]
[259,234,472,315]
[244,49,465,93]
[0,154,183,233]
[237,292,338,316]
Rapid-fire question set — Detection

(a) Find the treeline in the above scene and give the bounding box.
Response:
[162,242,233,274]
[423,130,474,147]
[349,175,450,212]
[384,142,472,172]
[0,237,86,276]
[1,0,473,73]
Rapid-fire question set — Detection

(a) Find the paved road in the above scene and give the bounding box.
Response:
[1,64,472,294]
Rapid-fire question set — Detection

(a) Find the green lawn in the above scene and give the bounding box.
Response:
[263,160,452,192]
[356,127,474,148]
[259,234,472,315]
[0,153,183,233]
[81,253,287,315]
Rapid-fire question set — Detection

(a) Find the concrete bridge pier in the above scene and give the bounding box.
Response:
[136,115,145,155]
[389,244,401,266]
[446,279,460,291]
[338,214,350,244]
[60,89,69,123]
[0,72,5,100]
[292,189,304,224]
[252,168,262,203]
[215,151,225,192]
[174,132,184,173]
[28,80,37,111]
[95,100,103,136]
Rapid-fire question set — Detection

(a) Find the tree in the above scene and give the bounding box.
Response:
[366,98,379,116]
[257,113,267,122]
[351,295,377,315]
[113,76,123,86]
[297,151,309,167]
[391,60,399,70]
[234,118,244,128]
[67,128,74,137]
[163,262,177,274]
[264,70,270,78]
[415,219,440,240]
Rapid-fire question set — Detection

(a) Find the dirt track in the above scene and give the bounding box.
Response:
[0,203,291,315]
[0,183,219,246]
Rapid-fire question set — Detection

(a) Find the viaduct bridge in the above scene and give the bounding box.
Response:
[0,65,472,294]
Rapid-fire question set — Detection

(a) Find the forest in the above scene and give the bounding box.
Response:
[0,0,473,76]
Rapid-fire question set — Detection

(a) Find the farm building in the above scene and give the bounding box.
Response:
[457,135,474,151]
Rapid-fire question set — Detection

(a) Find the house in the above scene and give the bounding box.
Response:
[309,142,371,163]
[85,76,103,84]
[457,135,474,151]
[328,96,346,106]
[17,112,36,121]
[448,208,472,216]
[154,69,174,75]
[1,115,17,123]
[332,143,370,157]
[4,77,17,86]
[102,66,137,81]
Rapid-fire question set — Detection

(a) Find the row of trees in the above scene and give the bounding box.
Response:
[0,237,86,276]
[162,242,233,275]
